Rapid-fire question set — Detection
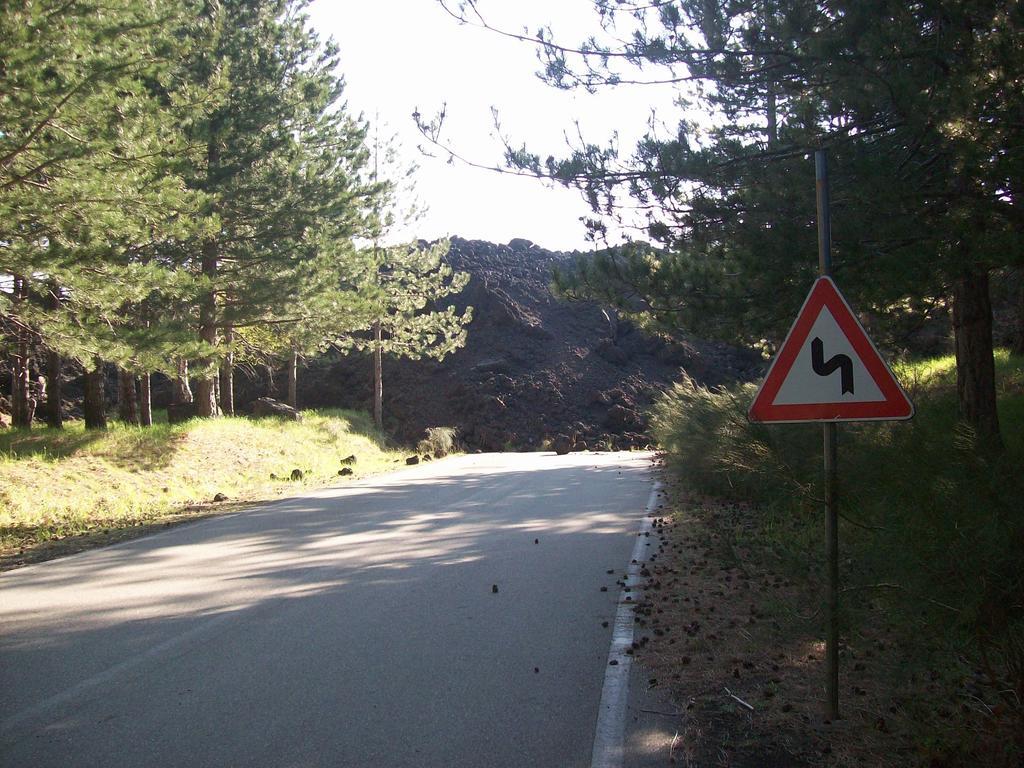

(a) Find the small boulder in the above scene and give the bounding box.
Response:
[251,397,302,421]
[552,434,572,455]
[405,455,420,465]
[338,467,353,476]
[212,492,228,502]
[290,468,304,481]
[340,455,357,465]
[507,237,535,251]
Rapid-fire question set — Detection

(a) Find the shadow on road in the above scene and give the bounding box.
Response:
[1,453,657,767]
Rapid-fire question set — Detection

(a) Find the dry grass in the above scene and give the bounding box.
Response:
[0,408,406,569]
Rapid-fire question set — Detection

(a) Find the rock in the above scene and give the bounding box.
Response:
[657,342,695,367]
[552,434,572,455]
[251,397,301,421]
[471,358,512,375]
[212,492,227,502]
[572,440,588,452]
[605,405,644,433]
[507,237,535,251]
[338,467,353,476]
[340,455,357,465]
[166,402,196,424]
[405,455,420,465]
[596,339,629,366]
[290,468,304,481]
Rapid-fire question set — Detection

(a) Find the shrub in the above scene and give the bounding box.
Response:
[651,354,1024,764]
[650,376,820,505]
[417,426,457,458]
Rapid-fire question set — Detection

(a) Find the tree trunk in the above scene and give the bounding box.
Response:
[117,369,139,425]
[44,284,63,429]
[83,362,107,430]
[9,353,29,428]
[10,276,32,428]
[373,321,383,430]
[45,349,62,429]
[8,358,23,427]
[139,373,153,427]
[219,326,234,416]
[174,359,193,404]
[194,367,217,417]
[952,268,1002,449]
[287,350,298,409]
[194,253,219,418]
[1012,274,1024,356]
[195,137,220,418]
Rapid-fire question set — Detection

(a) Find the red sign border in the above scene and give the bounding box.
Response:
[748,277,914,423]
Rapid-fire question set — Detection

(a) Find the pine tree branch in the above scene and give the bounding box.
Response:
[0,57,159,171]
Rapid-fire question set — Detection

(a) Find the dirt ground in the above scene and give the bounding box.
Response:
[630,472,978,767]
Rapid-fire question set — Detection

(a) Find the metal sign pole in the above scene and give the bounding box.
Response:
[815,149,840,721]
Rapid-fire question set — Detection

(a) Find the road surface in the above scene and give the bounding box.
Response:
[1,451,657,767]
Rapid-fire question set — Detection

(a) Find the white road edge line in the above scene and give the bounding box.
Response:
[591,480,662,768]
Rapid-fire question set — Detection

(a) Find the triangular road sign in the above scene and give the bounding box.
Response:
[749,277,914,423]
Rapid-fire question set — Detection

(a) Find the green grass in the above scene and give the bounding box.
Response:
[651,350,1024,766]
[0,408,407,564]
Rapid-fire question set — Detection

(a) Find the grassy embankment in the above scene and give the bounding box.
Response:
[649,350,1023,767]
[0,409,407,569]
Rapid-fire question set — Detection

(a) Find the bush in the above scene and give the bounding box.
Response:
[651,354,1024,764]
[650,376,820,504]
[417,426,457,458]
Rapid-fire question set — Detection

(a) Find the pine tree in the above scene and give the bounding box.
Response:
[342,240,472,430]
[449,0,1024,446]
[340,123,472,429]
[238,245,374,410]
[1,0,207,428]
[171,0,379,418]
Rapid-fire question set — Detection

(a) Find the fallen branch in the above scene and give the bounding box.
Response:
[841,582,902,593]
[723,687,755,712]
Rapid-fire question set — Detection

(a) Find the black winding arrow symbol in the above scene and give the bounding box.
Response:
[811,337,855,395]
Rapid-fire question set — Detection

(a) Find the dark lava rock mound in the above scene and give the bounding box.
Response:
[297,237,760,451]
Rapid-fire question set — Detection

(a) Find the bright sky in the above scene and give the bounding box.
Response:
[307,0,681,252]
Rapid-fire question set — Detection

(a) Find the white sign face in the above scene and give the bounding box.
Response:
[748,277,914,423]
[772,308,885,406]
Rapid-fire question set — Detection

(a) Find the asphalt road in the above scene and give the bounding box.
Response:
[1,451,656,768]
